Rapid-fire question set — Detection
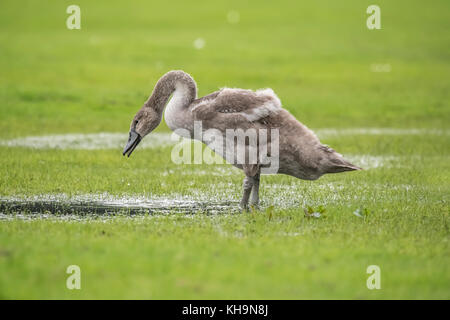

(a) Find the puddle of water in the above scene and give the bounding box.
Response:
[0,200,237,216]
[315,128,449,139]
[0,149,425,220]
[0,177,425,220]
[0,195,239,219]
[0,128,447,150]
[0,132,176,150]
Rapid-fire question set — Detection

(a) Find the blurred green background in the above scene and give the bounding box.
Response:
[0,0,448,138]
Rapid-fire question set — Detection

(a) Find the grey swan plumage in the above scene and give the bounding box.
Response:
[123,70,362,209]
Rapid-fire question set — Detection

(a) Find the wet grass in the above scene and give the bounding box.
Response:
[0,0,449,299]
[1,210,448,299]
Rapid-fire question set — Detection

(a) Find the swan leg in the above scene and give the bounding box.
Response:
[249,173,260,208]
[240,176,254,210]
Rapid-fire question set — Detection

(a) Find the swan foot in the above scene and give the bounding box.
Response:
[239,203,249,212]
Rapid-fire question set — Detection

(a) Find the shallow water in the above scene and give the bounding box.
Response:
[1,128,447,150]
[0,127,435,220]
[0,132,176,150]
[0,177,425,220]
[315,128,449,138]
[0,197,239,218]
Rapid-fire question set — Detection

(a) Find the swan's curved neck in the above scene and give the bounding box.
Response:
[145,71,197,116]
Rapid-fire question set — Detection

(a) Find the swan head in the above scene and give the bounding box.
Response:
[123,70,196,157]
[123,105,161,157]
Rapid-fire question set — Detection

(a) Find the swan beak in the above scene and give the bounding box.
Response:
[123,128,142,157]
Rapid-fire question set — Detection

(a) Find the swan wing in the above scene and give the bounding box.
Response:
[191,88,283,129]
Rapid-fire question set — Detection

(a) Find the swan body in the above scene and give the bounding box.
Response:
[123,70,361,209]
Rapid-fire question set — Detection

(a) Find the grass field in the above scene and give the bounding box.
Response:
[0,0,449,299]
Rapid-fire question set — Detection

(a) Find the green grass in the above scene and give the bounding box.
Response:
[0,0,449,299]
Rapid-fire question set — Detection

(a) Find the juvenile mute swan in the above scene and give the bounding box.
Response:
[123,70,361,209]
